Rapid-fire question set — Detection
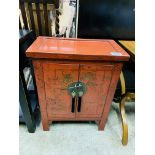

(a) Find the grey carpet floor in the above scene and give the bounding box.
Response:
[19,102,135,155]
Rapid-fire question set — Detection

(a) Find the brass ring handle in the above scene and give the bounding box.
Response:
[67,82,86,113]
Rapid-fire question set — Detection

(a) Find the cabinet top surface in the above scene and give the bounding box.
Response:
[26,37,130,61]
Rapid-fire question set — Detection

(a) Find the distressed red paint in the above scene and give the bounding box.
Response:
[26,37,129,131]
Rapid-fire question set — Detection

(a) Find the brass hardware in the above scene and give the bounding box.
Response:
[67,81,86,97]
[68,82,86,113]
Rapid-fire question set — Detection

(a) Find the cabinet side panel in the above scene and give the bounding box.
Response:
[32,60,49,130]
[99,63,123,130]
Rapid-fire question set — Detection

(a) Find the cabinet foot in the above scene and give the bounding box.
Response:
[43,125,49,131]
[98,121,105,131]
[42,121,49,131]
[98,125,105,131]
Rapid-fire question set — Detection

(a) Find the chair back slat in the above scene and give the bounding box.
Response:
[43,2,49,36]
[19,19,22,29]
[55,0,59,35]
[20,1,28,29]
[28,3,35,31]
[35,2,42,35]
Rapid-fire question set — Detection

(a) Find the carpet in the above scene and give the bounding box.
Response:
[19,101,135,155]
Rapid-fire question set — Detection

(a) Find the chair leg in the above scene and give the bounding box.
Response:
[119,71,135,145]
[120,96,128,145]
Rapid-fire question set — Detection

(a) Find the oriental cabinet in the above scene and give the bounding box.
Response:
[26,37,129,131]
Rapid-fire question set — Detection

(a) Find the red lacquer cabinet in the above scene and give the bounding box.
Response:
[26,37,129,131]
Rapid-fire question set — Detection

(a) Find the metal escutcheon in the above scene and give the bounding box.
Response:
[67,81,86,97]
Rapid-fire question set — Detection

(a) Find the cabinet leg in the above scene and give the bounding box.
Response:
[98,120,106,131]
[98,125,105,131]
[42,119,49,131]
[42,122,49,131]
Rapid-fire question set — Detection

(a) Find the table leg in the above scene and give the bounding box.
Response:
[19,73,36,133]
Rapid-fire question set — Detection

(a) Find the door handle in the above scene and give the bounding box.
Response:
[71,97,75,113]
[68,82,86,113]
[77,96,82,112]
[71,91,76,113]
[77,91,83,112]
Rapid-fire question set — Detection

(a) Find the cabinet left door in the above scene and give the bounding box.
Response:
[42,62,79,119]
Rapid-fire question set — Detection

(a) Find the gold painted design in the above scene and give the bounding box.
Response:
[104,75,111,80]
[81,72,96,87]
[63,73,73,84]
[86,81,97,86]
[81,72,96,81]
[102,95,106,102]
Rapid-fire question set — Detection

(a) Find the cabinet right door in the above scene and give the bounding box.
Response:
[76,64,114,119]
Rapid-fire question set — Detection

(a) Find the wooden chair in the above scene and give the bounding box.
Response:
[118,41,135,145]
[19,0,60,36]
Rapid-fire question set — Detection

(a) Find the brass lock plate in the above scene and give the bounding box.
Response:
[67,81,87,97]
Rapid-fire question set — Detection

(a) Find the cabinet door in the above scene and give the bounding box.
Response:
[43,63,79,119]
[76,64,114,118]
